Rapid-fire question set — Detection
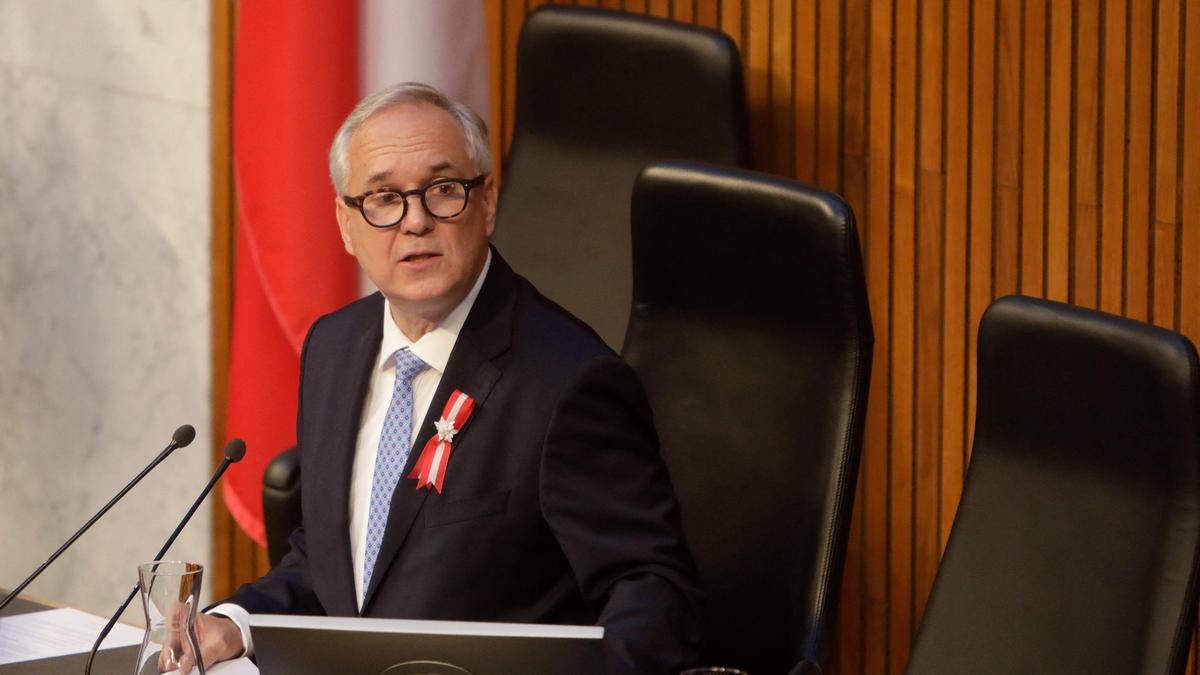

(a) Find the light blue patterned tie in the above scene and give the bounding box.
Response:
[362,348,428,601]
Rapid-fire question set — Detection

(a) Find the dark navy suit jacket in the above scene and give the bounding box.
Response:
[227,250,703,673]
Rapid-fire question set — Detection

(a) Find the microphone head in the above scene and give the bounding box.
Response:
[172,425,196,448]
[223,438,247,463]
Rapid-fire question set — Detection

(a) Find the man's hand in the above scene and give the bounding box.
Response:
[175,613,243,673]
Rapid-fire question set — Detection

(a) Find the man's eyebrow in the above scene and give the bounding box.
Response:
[362,162,459,189]
[364,170,393,187]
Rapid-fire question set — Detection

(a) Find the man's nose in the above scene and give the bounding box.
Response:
[400,194,433,234]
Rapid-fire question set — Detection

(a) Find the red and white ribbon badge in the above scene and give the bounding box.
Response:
[409,389,475,493]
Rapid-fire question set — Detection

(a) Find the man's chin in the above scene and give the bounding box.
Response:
[383,283,467,322]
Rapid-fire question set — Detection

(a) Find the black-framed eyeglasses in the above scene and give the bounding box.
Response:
[341,175,488,228]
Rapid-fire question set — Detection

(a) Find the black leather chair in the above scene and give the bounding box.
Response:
[906,296,1200,675]
[262,446,301,567]
[493,5,751,350]
[622,161,874,675]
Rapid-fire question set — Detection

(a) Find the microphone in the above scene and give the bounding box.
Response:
[0,424,196,612]
[84,438,247,675]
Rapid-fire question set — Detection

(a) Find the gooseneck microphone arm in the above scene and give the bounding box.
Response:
[84,438,247,675]
[0,424,196,613]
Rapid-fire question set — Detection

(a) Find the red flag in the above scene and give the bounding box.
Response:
[226,1,360,544]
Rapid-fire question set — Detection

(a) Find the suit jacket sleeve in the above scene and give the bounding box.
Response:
[540,356,704,674]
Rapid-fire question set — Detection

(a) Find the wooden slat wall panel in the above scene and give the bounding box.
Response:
[210,0,1200,671]
[482,2,1200,671]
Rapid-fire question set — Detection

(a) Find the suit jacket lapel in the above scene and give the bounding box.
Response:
[361,252,517,611]
[312,294,384,616]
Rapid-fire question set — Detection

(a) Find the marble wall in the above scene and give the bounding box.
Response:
[0,0,212,621]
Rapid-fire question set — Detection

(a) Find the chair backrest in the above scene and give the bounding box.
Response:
[492,6,751,350]
[622,161,874,674]
[262,446,301,567]
[906,296,1200,675]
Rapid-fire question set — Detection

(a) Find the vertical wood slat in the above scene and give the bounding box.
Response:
[210,0,236,600]
[695,0,719,29]
[839,0,873,672]
[1100,0,1127,315]
[672,0,695,23]
[1124,0,1152,322]
[966,0,995,468]
[890,0,918,662]
[836,0,884,670]
[940,0,970,555]
[1074,0,1101,309]
[815,0,842,191]
[794,0,818,183]
[994,0,1021,300]
[863,0,900,672]
[1183,0,1200,347]
[1047,1,1072,302]
[912,0,944,626]
[809,2,858,671]
[720,0,744,51]
[1152,0,1180,332]
[746,1,772,169]
[770,0,795,177]
[1021,0,1048,299]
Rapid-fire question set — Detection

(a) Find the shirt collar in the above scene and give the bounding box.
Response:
[377,248,492,375]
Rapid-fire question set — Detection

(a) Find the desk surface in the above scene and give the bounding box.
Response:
[0,590,139,675]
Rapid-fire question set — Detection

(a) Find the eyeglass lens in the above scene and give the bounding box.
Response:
[363,182,469,226]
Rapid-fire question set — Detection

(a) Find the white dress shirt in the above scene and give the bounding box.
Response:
[213,250,491,656]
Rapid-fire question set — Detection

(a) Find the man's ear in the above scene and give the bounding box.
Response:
[482,175,498,238]
[335,198,355,254]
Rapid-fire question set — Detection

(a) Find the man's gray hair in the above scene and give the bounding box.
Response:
[328,82,492,194]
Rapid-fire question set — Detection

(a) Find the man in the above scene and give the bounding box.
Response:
[188,83,703,674]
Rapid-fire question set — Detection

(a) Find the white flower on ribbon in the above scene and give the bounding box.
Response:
[434,417,459,443]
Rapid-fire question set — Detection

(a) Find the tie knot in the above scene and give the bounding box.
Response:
[393,348,427,384]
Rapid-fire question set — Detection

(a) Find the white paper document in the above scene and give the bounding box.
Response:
[0,606,142,664]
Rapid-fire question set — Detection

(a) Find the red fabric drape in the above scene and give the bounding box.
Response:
[226,1,360,544]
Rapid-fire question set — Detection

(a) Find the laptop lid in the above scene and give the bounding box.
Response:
[249,614,606,675]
